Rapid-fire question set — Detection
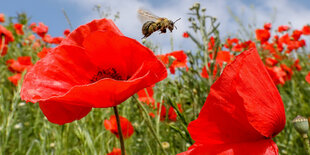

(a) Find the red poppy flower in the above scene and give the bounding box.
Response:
[292,30,302,41]
[29,23,36,31]
[168,104,183,121]
[14,23,24,35]
[156,103,167,121]
[183,32,189,38]
[20,19,167,125]
[0,25,14,44]
[208,36,216,51]
[6,56,33,73]
[201,51,232,79]
[278,25,290,32]
[33,22,48,38]
[266,66,286,85]
[51,36,64,44]
[157,50,188,74]
[302,25,310,35]
[293,59,302,71]
[0,13,5,23]
[306,72,310,84]
[255,29,270,44]
[107,148,122,155]
[63,29,70,37]
[201,64,218,79]
[280,64,293,81]
[104,115,134,139]
[179,48,286,155]
[224,38,239,49]
[8,73,22,86]
[265,57,278,67]
[149,112,155,118]
[37,47,52,59]
[137,86,155,106]
[264,23,272,30]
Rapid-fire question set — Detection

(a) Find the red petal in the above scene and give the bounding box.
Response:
[188,48,285,145]
[21,45,98,103]
[39,100,92,125]
[62,19,123,47]
[178,139,279,155]
[83,31,167,88]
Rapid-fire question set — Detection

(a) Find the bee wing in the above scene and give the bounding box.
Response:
[137,8,160,22]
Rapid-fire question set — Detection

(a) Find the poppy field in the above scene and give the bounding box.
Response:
[1,2,310,155]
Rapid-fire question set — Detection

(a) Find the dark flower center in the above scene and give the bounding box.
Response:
[90,68,124,83]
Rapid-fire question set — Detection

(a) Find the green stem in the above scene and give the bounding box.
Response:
[133,96,168,155]
[302,134,310,155]
[113,106,125,155]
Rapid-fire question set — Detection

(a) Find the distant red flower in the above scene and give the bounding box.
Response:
[302,25,310,35]
[14,23,24,35]
[279,34,290,45]
[29,23,36,31]
[207,36,216,51]
[280,64,293,81]
[179,48,285,155]
[306,72,310,84]
[157,50,188,74]
[293,59,302,71]
[0,25,14,56]
[278,25,290,32]
[6,56,33,73]
[183,32,189,38]
[37,47,52,59]
[104,115,134,139]
[107,148,122,155]
[0,13,5,23]
[8,73,22,86]
[201,65,217,79]
[266,66,286,85]
[292,30,302,41]
[264,23,272,30]
[137,86,155,107]
[33,22,48,37]
[51,36,64,44]
[157,103,167,121]
[20,19,167,125]
[255,29,270,44]
[149,112,155,118]
[168,104,183,121]
[224,38,239,49]
[265,57,278,67]
[201,51,232,79]
[63,29,70,37]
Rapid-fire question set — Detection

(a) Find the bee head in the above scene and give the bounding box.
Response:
[168,20,175,31]
[169,18,181,31]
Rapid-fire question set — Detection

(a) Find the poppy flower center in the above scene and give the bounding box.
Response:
[90,68,124,83]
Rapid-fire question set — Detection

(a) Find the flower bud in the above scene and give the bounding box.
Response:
[292,115,309,135]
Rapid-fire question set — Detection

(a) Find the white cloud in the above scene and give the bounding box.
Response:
[62,0,310,52]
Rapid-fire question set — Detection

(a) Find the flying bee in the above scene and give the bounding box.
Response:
[138,9,181,39]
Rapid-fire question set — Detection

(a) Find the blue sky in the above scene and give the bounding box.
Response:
[1,0,310,52]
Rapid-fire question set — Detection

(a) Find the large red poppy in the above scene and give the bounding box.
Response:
[179,48,286,155]
[20,19,167,125]
[104,115,134,139]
